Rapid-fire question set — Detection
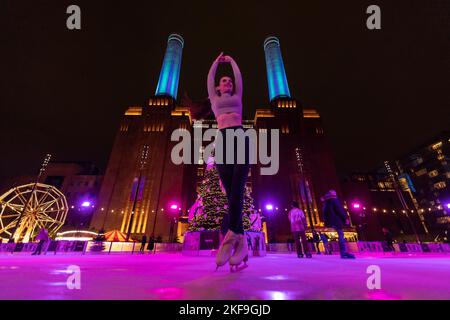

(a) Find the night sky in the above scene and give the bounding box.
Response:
[1,0,449,179]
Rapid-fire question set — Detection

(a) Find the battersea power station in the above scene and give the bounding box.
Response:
[90,34,346,242]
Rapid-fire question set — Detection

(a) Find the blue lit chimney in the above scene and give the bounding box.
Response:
[263,36,291,102]
[155,33,184,100]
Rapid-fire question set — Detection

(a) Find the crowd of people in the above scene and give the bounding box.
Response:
[288,190,356,259]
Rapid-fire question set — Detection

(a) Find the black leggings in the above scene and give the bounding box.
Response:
[215,126,250,235]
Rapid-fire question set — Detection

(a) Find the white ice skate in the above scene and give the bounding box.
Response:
[215,230,241,270]
[229,234,249,272]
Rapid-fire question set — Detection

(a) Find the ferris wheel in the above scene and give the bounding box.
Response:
[0,183,68,242]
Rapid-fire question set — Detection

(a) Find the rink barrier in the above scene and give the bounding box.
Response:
[266,242,450,254]
[1,241,449,255]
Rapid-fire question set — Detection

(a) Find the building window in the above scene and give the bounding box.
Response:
[429,170,439,178]
[385,182,394,189]
[415,168,427,176]
[120,124,129,132]
[434,181,446,190]
[431,141,443,150]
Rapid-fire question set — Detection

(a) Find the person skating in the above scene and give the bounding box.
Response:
[200,52,250,271]
[322,190,355,259]
[288,201,312,258]
[140,235,147,253]
[32,227,49,255]
[313,231,321,255]
[147,236,155,254]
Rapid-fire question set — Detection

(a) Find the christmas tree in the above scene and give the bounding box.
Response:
[243,185,262,232]
[188,156,261,232]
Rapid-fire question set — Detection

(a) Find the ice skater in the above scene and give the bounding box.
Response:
[147,236,155,254]
[322,190,355,259]
[202,52,250,271]
[140,235,147,253]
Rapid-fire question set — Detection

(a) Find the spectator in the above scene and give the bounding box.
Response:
[313,231,321,254]
[320,232,332,255]
[288,201,312,258]
[382,228,395,252]
[32,227,50,255]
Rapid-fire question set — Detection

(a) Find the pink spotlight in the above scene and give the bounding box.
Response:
[352,202,361,209]
[170,204,178,210]
[265,204,274,211]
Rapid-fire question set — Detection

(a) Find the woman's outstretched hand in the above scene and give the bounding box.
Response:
[215,52,224,63]
[221,55,234,63]
[215,52,234,64]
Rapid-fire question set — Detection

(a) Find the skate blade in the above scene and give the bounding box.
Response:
[230,263,248,273]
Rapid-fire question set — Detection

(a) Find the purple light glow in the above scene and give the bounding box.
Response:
[265,204,274,211]
[81,201,91,207]
[446,203,450,210]
[170,204,178,210]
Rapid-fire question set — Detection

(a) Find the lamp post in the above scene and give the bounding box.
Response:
[295,147,315,236]
[263,203,274,242]
[351,201,365,240]
[79,200,95,229]
[126,145,149,242]
[384,161,421,243]
[168,204,179,242]
[9,153,51,243]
